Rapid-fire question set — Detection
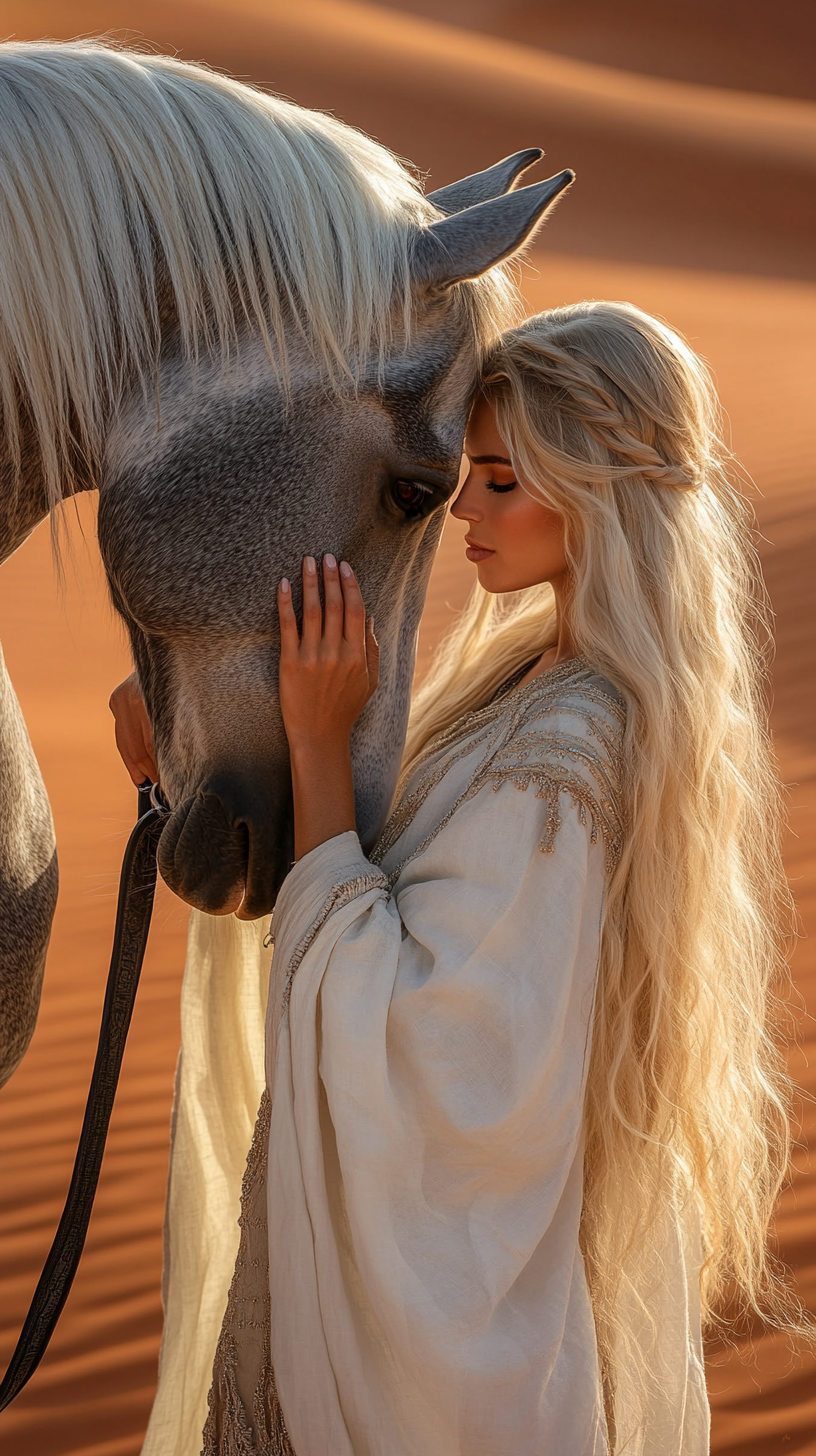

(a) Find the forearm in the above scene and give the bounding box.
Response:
[290,736,357,860]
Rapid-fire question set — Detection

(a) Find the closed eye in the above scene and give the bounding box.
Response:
[486,479,517,493]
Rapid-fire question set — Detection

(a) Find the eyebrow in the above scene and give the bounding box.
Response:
[468,454,513,465]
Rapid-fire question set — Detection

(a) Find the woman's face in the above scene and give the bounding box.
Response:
[451,397,568,594]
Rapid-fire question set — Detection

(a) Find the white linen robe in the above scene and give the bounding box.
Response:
[143,659,709,1456]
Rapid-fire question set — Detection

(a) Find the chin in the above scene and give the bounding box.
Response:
[476,565,512,594]
[475,562,497,588]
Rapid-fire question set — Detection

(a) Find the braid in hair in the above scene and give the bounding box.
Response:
[483,319,703,492]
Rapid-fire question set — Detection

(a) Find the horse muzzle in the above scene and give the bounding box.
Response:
[156,770,293,919]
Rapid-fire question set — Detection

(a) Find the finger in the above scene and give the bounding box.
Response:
[110,675,155,780]
[133,740,158,783]
[301,555,322,649]
[339,560,366,647]
[277,577,300,655]
[135,692,156,763]
[111,682,157,785]
[365,617,380,692]
[114,729,150,785]
[113,715,150,785]
[322,553,344,648]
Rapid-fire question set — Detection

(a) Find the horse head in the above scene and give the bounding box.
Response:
[0,42,574,920]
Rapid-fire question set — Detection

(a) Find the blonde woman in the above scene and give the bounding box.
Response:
[115,301,799,1454]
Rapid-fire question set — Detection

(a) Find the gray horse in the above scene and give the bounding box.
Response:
[0,40,573,1086]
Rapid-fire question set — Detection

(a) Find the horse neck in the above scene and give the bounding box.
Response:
[0,423,95,565]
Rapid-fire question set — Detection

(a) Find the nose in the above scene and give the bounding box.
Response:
[156,769,293,917]
[450,473,481,523]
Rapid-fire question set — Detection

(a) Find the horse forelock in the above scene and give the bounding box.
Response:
[0,39,514,530]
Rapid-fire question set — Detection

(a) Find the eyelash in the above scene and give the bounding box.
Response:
[486,479,516,494]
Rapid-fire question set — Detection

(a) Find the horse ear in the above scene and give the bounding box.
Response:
[426,148,545,216]
[412,170,575,290]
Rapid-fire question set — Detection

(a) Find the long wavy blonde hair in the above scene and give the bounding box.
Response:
[405,300,805,1405]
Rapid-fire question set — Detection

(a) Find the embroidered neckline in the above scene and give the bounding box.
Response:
[372,659,625,885]
[487,652,584,707]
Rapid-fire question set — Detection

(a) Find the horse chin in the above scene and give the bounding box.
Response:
[156,771,293,919]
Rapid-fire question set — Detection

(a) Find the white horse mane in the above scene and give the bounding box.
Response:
[0,40,512,509]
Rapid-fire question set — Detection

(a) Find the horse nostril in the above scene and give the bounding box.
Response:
[156,792,249,914]
[154,776,292,918]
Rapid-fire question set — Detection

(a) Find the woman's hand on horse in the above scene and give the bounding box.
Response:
[109,674,158,786]
[277,555,379,752]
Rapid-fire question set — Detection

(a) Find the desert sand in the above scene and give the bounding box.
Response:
[0,3,814,1453]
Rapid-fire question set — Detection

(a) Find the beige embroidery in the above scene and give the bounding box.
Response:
[279,870,388,1006]
[473,723,624,870]
[202,1090,295,1456]
[373,659,626,885]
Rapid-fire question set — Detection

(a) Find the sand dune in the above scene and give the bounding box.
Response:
[376,0,816,102]
[148,0,816,163]
[5,0,816,277]
[0,4,814,1454]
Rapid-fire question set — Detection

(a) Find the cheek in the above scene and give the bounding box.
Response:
[502,495,564,553]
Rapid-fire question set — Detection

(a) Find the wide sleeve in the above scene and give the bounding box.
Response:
[266,774,610,1456]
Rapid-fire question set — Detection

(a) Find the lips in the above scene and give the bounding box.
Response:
[465,537,495,563]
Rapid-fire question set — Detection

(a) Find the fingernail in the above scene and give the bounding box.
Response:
[340,561,352,578]
[305,556,316,575]
[324,553,337,571]
[280,577,290,594]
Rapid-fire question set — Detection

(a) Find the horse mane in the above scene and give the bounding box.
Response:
[0,40,512,510]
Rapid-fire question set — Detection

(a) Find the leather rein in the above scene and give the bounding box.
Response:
[0,783,168,1412]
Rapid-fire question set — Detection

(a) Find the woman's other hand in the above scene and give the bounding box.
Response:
[277,555,378,860]
[277,555,379,752]
[109,673,157,786]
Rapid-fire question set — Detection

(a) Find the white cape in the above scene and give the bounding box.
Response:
[143,660,709,1456]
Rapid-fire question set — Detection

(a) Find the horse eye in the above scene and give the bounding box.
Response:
[391,479,432,518]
